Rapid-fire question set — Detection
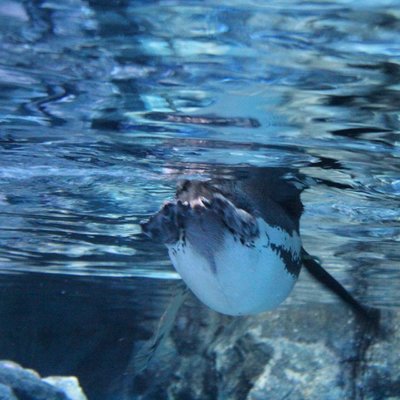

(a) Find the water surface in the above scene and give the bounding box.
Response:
[1,0,398,307]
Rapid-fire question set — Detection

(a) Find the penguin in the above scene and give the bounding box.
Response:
[141,167,374,319]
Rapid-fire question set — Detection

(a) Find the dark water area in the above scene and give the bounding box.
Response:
[0,1,399,399]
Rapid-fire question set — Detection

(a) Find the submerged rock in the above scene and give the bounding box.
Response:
[42,377,87,400]
[0,382,18,400]
[360,311,400,399]
[130,297,390,400]
[0,361,87,400]
[0,274,396,400]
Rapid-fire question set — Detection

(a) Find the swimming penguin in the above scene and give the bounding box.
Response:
[141,167,373,319]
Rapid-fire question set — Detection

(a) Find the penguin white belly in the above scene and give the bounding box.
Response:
[168,218,301,316]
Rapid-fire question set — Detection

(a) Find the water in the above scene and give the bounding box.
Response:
[0,0,399,398]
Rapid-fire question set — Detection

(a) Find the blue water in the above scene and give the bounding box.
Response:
[0,1,399,397]
[1,0,399,306]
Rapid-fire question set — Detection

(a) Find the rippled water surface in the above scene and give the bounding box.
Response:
[1,0,400,311]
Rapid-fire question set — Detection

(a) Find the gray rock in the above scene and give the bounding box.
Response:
[42,377,87,400]
[0,361,87,400]
[360,310,400,400]
[129,296,389,400]
[0,383,18,400]
[0,274,395,400]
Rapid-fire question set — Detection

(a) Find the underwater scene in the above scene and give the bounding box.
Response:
[0,0,399,399]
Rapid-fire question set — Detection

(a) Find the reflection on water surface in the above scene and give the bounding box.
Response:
[0,0,398,307]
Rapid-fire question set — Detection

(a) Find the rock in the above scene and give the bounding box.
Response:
[0,274,397,399]
[42,377,87,400]
[0,361,87,400]
[129,296,389,400]
[360,310,400,400]
[0,383,18,400]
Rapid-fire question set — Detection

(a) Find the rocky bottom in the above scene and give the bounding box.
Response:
[0,274,398,400]
[131,300,399,400]
[0,360,87,400]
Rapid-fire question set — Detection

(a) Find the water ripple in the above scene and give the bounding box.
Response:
[0,0,399,309]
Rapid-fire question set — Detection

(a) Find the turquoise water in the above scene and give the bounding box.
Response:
[0,1,399,398]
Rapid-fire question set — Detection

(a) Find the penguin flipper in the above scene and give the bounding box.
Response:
[120,281,189,394]
[301,248,379,326]
[131,281,189,373]
[207,193,259,241]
